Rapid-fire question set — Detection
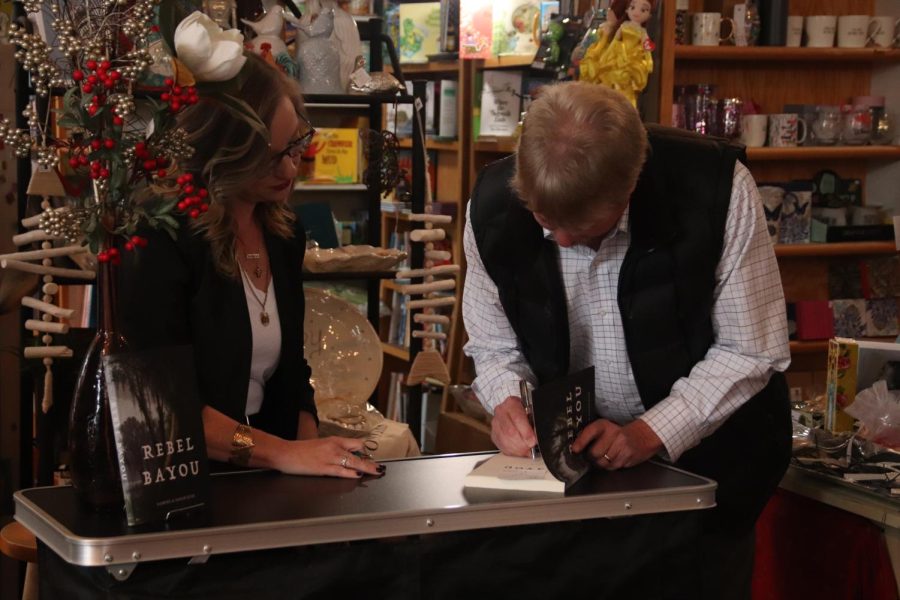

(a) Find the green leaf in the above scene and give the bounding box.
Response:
[156,214,179,229]
[153,198,179,216]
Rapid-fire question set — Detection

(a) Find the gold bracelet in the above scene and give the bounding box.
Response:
[230,423,255,467]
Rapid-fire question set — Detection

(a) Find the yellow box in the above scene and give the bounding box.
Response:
[825,338,858,433]
[306,128,360,184]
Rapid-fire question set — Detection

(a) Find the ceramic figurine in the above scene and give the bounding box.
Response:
[286,0,363,94]
[241,5,300,78]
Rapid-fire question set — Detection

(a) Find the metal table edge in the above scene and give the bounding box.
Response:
[14,459,717,568]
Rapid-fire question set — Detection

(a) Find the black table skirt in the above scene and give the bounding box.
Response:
[38,511,703,600]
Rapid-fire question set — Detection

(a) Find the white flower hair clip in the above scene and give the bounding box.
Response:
[174,11,246,83]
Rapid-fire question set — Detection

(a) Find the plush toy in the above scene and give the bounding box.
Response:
[579,0,656,107]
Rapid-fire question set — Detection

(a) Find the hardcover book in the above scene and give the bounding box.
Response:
[103,345,210,527]
[464,367,595,496]
[398,1,442,64]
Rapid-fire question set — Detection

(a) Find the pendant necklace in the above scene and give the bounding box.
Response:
[237,238,265,279]
[239,263,270,326]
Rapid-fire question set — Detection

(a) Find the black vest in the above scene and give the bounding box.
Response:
[470,125,790,531]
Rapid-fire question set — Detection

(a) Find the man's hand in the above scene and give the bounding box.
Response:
[490,396,537,457]
[571,419,663,470]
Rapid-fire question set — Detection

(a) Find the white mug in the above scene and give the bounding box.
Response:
[768,113,807,147]
[692,12,735,46]
[740,114,768,147]
[837,15,871,48]
[805,15,837,47]
[786,16,803,47]
[812,206,848,227]
[868,16,900,48]
[851,205,884,226]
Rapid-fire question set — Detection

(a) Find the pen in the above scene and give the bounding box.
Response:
[519,379,537,461]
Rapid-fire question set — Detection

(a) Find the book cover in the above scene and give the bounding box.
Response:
[398,1,442,64]
[464,367,595,496]
[826,338,900,433]
[831,299,866,339]
[491,0,541,57]
[460,0,493,58]
[306,128,361,184]
[531,366,595,485]
[478,70,522,138]
[103,345,210,527]
[436,79,458,139]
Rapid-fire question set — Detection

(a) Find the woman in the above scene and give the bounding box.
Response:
[119,53,383,478]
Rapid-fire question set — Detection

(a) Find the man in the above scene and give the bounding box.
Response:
[463,82,791,598]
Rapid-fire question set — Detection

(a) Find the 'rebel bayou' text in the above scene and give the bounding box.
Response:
[141,437,201,485]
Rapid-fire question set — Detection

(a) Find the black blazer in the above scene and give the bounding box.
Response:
[117,219,316,441]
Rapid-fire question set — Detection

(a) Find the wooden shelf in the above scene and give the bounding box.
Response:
[474,138,518,153]
[477,55,534,69]
[775,241,898,257]
[790,337,897,354]
[398,138,459,152]
[381,342,410,361]
[747,146,900,161]
[674,46,900,62]
[388,61,460,75]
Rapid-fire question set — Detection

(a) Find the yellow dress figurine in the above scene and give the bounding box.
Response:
[579,0,656,107]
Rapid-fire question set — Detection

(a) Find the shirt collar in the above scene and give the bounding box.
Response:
[541,205,631,243]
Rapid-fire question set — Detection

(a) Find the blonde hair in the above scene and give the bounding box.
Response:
[177,53,305,278]
[511,82,648,229]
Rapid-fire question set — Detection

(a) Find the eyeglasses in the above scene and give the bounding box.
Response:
[268,113,316,169]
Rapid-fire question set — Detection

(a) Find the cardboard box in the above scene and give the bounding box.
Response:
[825,338,900,432]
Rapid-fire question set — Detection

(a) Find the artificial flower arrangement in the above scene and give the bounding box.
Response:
[1,0,254,259]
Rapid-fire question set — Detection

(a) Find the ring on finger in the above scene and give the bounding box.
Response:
[340,455,350,469]
[602,453,612,462]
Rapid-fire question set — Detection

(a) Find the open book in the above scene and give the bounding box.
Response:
[464,367,595,496]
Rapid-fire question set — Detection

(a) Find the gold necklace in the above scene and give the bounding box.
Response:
[239,263,270,326]
[236,238,265,279]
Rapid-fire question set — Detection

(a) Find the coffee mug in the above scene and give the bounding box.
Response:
[758,186,785,243]
[692,12,735,46]
[805,15,837,47]
[868,16,900,48]
[850,205,884,226]
[740,114,768,147]
[837,15,871,48]
[786,16,803,47]
[768,114,808,147]
[812,206,847,227]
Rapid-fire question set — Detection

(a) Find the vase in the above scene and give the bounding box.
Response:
[68,242,128,511]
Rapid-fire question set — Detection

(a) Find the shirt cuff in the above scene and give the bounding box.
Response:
[638,401,705,463]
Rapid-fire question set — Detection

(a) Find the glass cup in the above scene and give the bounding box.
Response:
[811,105,841,146]
[841,105,873,145]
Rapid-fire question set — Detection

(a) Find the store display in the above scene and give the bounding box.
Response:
[103,346,209,527]
[303,287,383,408]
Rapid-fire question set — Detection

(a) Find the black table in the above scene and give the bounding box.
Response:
[16,453,716,599]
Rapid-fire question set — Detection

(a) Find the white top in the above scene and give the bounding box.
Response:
[462,162,791,462]
[239,271,282,416]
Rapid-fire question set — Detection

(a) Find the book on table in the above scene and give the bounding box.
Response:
[464,367,595,496]
[103,345,210,527]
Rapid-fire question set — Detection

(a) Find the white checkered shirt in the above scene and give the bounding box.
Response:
[462,162,790,461]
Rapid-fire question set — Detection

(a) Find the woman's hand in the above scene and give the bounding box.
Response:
[271,436,385,478]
